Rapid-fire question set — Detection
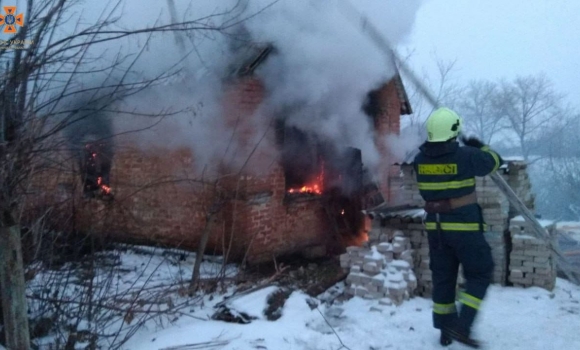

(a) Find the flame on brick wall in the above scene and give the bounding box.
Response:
[287,162,324,195]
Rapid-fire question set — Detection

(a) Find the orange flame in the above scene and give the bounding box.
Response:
[288,184,322,195]
[287,161,324,195]
[97,177,111,194]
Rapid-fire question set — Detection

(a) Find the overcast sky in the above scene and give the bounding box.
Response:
[401,0,580,108]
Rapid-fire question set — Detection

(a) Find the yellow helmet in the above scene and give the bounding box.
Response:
[426,108,463,142]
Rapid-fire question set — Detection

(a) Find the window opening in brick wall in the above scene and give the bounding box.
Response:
[81,141,113,200]
[276,118,367,240]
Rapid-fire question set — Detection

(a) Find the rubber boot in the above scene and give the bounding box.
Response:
[440,331,452,347]
[442,326,481,349]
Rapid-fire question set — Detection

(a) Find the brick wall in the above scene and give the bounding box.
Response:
[25,76,404,264]
[372,80,402,203]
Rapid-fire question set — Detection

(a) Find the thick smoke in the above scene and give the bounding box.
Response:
[65,0,424,174]
[243,0,423,169]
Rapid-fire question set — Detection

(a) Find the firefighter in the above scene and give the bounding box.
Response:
[413,107,503,348]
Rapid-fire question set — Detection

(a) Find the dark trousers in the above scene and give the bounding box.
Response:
[428,230,494,334]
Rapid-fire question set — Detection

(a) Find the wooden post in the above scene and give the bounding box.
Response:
[0,225,31,350]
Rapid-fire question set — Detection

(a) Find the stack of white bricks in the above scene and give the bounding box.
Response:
[341,233,417,305]
[365,208,434,297]
[476,175,511,285]
[508,216,556,290]
[406,223,432,297]
[506,161,535,217]
[475,175,510,232]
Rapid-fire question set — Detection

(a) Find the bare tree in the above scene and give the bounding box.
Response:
[455,80,504,145]
[0,0,260,348]
[537,114,580,220]
[494,74,565,162]
[401,54,461,135]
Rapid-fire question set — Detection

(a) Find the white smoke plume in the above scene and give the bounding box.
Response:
[60,0,424,174]
[385,125,425,163]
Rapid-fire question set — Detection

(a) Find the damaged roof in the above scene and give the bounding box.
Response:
[232,44,275,77]
[393,74,412,115]
[230,43,412,116]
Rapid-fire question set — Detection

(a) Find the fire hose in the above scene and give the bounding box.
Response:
[337,0,580,285]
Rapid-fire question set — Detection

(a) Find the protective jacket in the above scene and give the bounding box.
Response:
[413,141,502,231]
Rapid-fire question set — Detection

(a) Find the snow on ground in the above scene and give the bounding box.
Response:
[122,279,580,350]
[24,246,580,350]
[558,221,580,242]
[26,245,238,349]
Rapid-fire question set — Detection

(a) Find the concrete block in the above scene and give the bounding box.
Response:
[509,277,533,285]
[359,274,373,285]
[351,257,364,265]
[364,256,384,265]
[527,250,551,258]
[346,273,360,285]
[523,261,551,269]
[383,252,394,262]
[371,275,385,286]
[379,298,393,306]
[393,242,405,253]
[377,242,393,253]
[533,256,550,264]
[391,260,411,272]
[363,264,381,275]
[510,270,524,279]
[394,236,410,246]
[355,286,369,298]
[533,268,553,275]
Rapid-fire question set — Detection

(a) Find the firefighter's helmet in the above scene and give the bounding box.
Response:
[426,107,463,142]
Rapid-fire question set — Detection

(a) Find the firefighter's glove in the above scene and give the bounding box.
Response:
[461,136,485,149]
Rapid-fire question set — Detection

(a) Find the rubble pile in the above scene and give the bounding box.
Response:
[340,232,417,305]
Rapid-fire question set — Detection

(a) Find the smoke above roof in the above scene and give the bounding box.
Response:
[64,0,424,173]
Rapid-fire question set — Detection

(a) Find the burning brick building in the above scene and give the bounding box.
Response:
[26,45,412,264]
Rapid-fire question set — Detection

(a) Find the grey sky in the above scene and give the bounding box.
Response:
[401,0,580,108]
